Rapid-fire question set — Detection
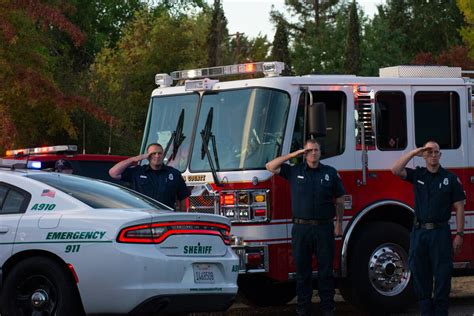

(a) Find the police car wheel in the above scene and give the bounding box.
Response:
[0,256,83,316]
[342,221,415,312]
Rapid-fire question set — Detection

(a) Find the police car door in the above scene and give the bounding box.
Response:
[410,85,471,259]
[0,182,31,265]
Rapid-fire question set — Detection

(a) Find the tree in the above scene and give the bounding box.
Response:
[458,0,474,59]
[360,5,410,75]
[206,0,228,66]
[412,46,474,69]
[344,0,360,74]
[88,9,211,154]
[0,0,111,151]
[271,15,292,75]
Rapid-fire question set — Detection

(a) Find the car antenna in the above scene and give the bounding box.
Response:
[108,117,113,155]
[82,118,86,154]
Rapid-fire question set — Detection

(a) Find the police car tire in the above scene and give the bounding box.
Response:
[344,221,415,312]
[0,256,83,316]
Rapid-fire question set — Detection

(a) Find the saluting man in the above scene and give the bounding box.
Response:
[391,140,465,315]
[266,139,345,316]
[109,143,190,211]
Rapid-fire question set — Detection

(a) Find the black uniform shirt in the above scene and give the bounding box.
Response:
[280,162,345,220]
[404,166,465,223]
[122,164,190,209]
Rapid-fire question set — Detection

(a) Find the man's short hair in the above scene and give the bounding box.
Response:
[304,138,321,147]
[146,143,163,151]
[55,159,73,172]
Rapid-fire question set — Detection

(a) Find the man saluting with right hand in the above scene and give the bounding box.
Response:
[266,139,345,316]
[391,140,465,316]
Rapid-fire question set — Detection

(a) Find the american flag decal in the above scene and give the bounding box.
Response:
[41,189,55,198]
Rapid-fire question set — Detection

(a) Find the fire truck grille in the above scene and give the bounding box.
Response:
[188,195,218,214]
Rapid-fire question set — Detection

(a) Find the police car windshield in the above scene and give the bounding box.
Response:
[190,88,290,171]
[26,174,170,210]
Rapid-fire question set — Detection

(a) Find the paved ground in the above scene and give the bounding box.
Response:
[195,276,474,316]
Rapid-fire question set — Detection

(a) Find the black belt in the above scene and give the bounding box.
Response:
[414,220,448,230]
[293,218,332,225]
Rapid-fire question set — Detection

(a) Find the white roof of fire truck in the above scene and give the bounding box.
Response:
[152,62,473,97]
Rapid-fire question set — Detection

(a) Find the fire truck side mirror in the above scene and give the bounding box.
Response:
[307,102,327,138]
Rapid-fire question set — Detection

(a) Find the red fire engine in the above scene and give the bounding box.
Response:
[141,62,473,311]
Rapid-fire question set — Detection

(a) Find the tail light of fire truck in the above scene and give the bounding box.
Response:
[219,190,270,222]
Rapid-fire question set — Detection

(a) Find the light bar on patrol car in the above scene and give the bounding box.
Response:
[170,61,285,81]
[0,158,41,169]
[6,145,77,156]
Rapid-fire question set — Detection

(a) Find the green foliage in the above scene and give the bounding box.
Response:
[271,16,292,75]
[289,1,350,75]
[458,0,474,59]
[344,0,360,74]
[88,9,211,155]
[0,0,110,152]
[206,0,228,66]
[361,0,464,75]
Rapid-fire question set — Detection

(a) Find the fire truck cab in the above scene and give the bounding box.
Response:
[141,62,474,311]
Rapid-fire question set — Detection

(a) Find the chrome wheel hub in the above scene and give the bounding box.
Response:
[368,243,410,296]
[31,289,49,308]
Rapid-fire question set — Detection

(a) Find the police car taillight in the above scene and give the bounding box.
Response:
[117,221,231,245]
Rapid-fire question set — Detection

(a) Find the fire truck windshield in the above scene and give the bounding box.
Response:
[145,93,199,172]
[190,88,290,171]
[145,88,290,172]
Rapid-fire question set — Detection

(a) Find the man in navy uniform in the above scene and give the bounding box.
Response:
[392,140,465,315]
[266,139,345,316]
[109,143,189,211]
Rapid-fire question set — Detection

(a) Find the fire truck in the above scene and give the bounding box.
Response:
[140,62,473,311]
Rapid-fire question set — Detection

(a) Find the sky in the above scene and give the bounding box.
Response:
[216,0,383,41]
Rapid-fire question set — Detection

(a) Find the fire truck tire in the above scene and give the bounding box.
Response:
[237,275,296,307]
[0,256,83,316]
[340,221,415,312]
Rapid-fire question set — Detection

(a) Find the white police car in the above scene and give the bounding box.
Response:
[0,164,238,315]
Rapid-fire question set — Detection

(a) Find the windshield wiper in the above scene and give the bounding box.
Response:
[200,107,221,186]
[163,109,186,163]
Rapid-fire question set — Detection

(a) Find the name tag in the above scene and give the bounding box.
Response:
[297,175,304,179]
[140,175,147,179]
[417,180,424,185]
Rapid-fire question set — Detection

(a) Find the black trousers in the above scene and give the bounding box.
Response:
[292,222,335,315]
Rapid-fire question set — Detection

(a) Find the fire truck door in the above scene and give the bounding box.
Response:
[354,87,415,206]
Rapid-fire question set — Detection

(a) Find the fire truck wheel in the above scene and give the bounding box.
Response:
[237,275,296,307]
[341,221,415,312]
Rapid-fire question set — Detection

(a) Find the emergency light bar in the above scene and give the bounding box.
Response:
[155,74,173,87]
[170,61,285,80]
[0,158,41,169]
[6,145,78,157]
[185,78,219,91]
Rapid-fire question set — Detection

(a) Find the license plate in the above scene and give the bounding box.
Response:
[193,263,215,283]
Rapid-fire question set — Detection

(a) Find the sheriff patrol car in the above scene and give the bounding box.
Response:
[0,162,238,315]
